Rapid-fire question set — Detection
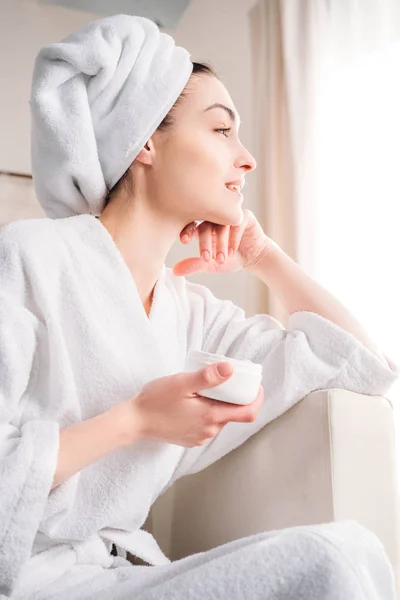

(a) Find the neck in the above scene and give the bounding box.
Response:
[97,199,185,306]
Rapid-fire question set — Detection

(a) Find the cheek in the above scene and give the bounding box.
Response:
[158,134,229,213]
[174,135,226,187]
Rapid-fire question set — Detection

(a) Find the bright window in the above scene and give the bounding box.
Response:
[313,41,400,405]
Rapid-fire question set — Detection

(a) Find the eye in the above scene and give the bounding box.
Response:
[215,128,231,138]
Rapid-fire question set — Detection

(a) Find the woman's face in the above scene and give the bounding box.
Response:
[145,74,257,228]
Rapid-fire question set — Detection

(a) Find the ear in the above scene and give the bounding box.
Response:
[135,137,155,165]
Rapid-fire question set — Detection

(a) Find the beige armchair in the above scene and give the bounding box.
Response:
[148,388,400,595]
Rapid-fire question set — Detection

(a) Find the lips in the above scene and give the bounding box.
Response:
[225,183,241,193]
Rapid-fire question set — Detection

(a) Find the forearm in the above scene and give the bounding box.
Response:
[247,245,388,365]
[51,402,141,490]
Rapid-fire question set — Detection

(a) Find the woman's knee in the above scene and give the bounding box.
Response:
[253,527,366,599]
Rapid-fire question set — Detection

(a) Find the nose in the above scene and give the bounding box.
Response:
[235,145,257,173]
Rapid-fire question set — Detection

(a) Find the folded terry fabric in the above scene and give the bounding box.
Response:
[12,521,399,600]
[29,14,193,219]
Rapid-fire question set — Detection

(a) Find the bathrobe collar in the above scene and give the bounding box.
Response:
[89,213,166,325]
[75,213,175,380]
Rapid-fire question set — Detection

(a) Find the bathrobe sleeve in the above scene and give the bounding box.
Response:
[0,238,59,596]
[168,278,399,483]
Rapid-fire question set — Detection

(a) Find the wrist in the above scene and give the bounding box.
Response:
[245,240,283,279]
[107,400,145,447]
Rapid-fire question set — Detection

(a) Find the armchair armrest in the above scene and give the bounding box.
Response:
[149,389,399,586]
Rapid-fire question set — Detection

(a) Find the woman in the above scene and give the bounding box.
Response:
[0,13,398,600]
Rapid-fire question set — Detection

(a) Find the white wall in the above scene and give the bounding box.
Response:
[0,0,261,315]
[0,0,102,175]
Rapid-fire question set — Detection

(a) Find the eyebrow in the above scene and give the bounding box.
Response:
[203,103,240,127]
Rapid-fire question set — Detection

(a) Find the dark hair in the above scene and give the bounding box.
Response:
[104,61,219,207]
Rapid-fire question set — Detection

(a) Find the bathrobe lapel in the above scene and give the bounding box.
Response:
[90,215,185,380]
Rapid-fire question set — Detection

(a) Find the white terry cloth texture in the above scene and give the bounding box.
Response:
[22,521,398,600]
[0,214,398,599]
[29,14,193,219]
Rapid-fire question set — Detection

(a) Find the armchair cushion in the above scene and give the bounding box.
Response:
[149,389,399,589]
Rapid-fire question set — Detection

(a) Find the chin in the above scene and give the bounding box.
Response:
[231,210,244,226]
[196,204,242,227]
[215,208,244,227]
[192,204,243,228]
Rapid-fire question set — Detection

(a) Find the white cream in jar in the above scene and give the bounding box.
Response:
[184,349,263,405]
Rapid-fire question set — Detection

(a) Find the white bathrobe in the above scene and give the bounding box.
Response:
[0,214,398,600]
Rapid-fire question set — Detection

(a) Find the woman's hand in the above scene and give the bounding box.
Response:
[172,209,279,276]
[126,362,264,447]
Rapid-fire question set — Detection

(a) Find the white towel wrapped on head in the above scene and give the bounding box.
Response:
[29,14,193,219]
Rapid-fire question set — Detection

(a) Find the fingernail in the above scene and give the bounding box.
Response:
[202,250,210,261]
[182,234,190,243]
[217,252,225,263]
[228,248,234,257]
[217,362,233,377]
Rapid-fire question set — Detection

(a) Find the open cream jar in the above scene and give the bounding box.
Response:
[184,349,263,405]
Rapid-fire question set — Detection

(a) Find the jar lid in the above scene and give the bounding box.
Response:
[187,350,262,375]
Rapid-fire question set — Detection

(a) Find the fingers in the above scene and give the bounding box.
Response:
[227,212,249,257]
[183,362,234,393]
[215,225,231,264]
[197,222,214,261]
[227,224,245,258]
[204,385,264,424]
[179,221,201,243]
[197,223,231,263]
[184,217,248,263]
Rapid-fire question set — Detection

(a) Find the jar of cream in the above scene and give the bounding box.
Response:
[184,349,263,405]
